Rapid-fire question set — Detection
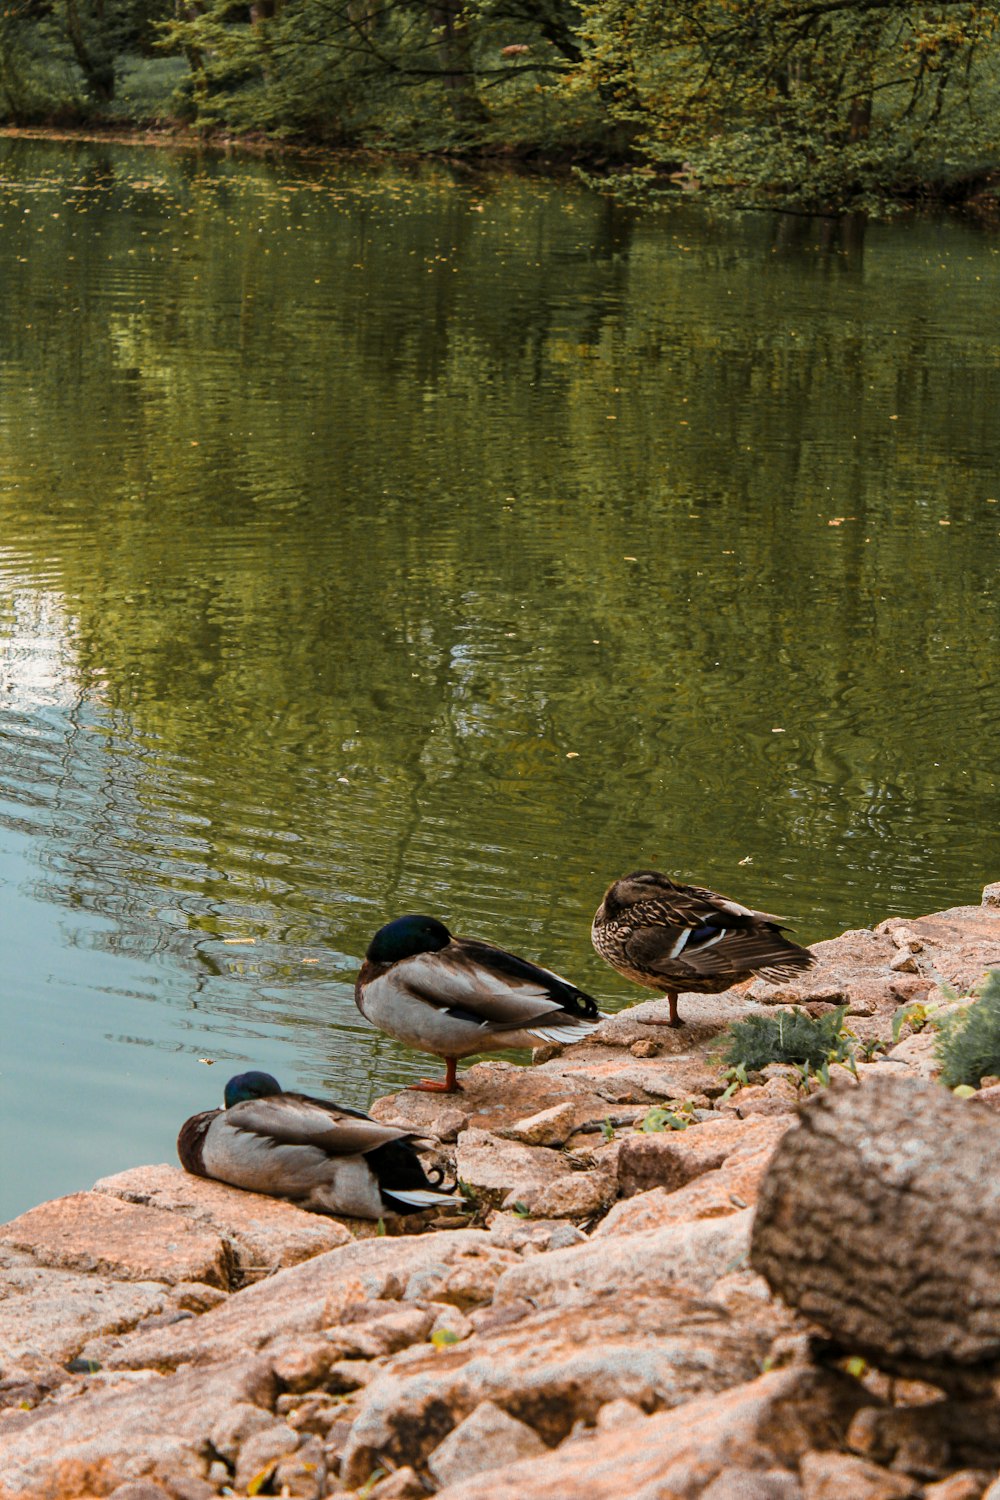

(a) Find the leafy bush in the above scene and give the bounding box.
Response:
[721,1005,852,1074]
[935,970,1000,1088]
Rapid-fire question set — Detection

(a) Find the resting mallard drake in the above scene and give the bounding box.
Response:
[592,869,815,1027]
[355,914,604,1092]
[177,1070,463,1218]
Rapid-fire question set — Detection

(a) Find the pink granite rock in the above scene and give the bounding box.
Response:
[798,1450,919,1499]
[340,1284,789,1488]
[427,1401,547,1487]
[615,1114,790,1197]
[427,1366,865,1500]
[0,1193,231,1288]
[0,1359,267,1498]
[93,1164,351,1274]
[85,1230,514,1372]
[494,1207,752,1306]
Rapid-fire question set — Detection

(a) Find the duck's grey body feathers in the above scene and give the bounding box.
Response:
[178,1082,461,1218]
[355,915,603,1090]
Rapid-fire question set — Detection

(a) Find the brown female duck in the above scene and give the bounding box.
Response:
[592,869,815,1026]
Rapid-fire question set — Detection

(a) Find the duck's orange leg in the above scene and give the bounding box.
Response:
[636,991,683,1027]
[408,1056,461,1092]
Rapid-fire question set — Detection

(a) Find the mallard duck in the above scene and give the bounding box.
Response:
[592,869,815,1027]
[177,1070,463,1218]
[355,914,604,1092]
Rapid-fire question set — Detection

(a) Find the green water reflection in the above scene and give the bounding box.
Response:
[1,137,998,1217]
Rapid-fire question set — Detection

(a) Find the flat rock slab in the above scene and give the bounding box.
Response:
[0,1193,231,1289]
[537,1052,723,1105]
[455,1130,568,1204]
[587,990,761,1045]
[596,1148,779,1237]
[94,1164,351,1275]
[749,902,1000,1011]
[454,1129,611,1217]
[87,1229,515,1373]
[0,1254,174,1373]
[615,1114,790,1197]
[494,1210,752,1309]
[0,1357,268,1499]
[369,1061,621,1139]
[428,1401,547,1488]
[880,903,1000,993]
[341,1286,790,1487]
[430,1365,866,1500]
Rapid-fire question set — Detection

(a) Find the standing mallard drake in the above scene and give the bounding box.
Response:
[592,870,815,1027]
[177,1070,463,1218]
[355,914,604,1092]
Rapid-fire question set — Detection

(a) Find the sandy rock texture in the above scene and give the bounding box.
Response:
[1,885,999,1499]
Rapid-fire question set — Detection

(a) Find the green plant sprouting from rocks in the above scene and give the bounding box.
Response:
[640,1101,695,1133]
[935,969,1000,1088]
[721,1005,854,1077]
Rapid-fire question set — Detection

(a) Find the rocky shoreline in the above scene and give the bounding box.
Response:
[2,885,1000,1500]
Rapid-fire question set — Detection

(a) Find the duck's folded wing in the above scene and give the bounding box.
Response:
[226,1096,412,1155]
[627,922,812,982]
[401,945,595,1029]
[675,928,814,980]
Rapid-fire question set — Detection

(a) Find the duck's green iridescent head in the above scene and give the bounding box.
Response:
[224,1071,282,1108]
[365,914,451,964]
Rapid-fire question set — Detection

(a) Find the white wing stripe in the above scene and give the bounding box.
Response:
[669,929,691,959]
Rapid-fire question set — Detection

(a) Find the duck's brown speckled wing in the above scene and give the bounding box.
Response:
[624,909,813,985]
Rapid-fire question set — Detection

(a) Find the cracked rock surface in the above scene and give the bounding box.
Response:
[2,887,1000,1499]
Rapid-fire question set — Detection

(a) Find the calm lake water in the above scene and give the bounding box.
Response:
[1,136,998,1220]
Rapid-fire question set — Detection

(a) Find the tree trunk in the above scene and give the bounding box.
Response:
[848,92,872,142]
[427,0,487,122]
[62,0,115,101]
[750,1073,1000,1379]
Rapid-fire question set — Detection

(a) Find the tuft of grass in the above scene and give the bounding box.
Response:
[935,970,1000,1088]
[721,1005,852,1074]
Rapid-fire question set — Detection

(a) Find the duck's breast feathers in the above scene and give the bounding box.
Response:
[225,1094,412,1158]
[376,939,598,1028]
[177,1108,219,1176]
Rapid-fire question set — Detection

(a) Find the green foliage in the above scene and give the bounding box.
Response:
[721,1006,852,1075]
[640,1102,693,1132]
[1,0,999,201]
[0,0,179,122]
[891,1000,938,1042]
[155,0,598,149]
[570,0,1000,210]
[935,970,1000,1088]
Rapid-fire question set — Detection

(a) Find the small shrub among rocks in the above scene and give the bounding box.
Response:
[721,1005,853,1075]
[936,970,1000,1088]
